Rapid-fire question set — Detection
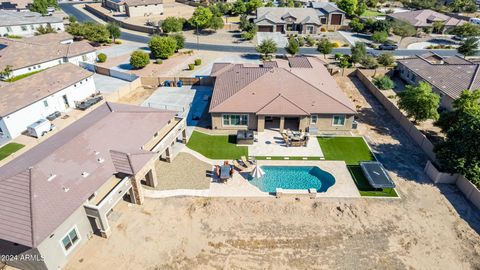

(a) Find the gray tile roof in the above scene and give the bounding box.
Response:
[0,10,62,26]
[255,7,321,25]
[387,9,466,27]
[0,103,177,247]
[310,2,345,15]
[398,53,480,99]
[209,57,356,115]
[0,63,93,117]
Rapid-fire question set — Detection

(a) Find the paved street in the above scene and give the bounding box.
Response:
[60,2,471,57]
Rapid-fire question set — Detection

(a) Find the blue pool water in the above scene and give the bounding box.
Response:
[248,166,336,193]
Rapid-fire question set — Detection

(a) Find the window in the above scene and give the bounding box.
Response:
[61,227,80,253]
[58,60,62,64]
[222,114,248,126]
[37,65,40,68]
[310,115,318,125]
[320,17,327,24]
[30,25,34,30]
[6,26,12,32]
[21,25,27,31]
[332,115,346,126]
[43,100,49,107]
[82,55,87,61]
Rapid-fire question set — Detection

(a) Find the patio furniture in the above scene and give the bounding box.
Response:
[241,156,253,167]
[281,133,291,147]
[233,160,245,171]
[236,130,254,145]
[219,165,231,181]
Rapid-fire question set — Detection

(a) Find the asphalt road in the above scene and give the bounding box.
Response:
[60,2,461,57]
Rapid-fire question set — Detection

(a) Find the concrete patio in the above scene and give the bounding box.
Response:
[248,129,324,158]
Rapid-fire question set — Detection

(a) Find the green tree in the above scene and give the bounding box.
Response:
[217,2,233,15]
[373,75,395,90]
[148,35,177,59]
[246,0,263,14]
[432,21,444,34]
[366,0,377,7]
[350,42,366,64]
[317,38,333,59]
[161,17,184,33]
[361,55,378,69]
[435,90,480,186]
[30,0,57,15]
[371,31,388,43]
[450,23,480,37]
[130,51,150,69]
[106,22,121,43]
[338,56,351,76]
[349,18,365,33]
[209,16,224,31]
[355,0,367,16]
[256,38,277,60]
[35,24,56,35]
[450,0,477,12]
[337,0,358,17]
[377,52,395,69]
[0,65,13,80]
[231,0,247,15]
[170,33,185,51]
[398,81,440,123]
[84,23,110,43]
[285,36,299,56]
[458,37,478,57]
[392,20,417,42]
[68,15,77,23]
[190,6,213,31]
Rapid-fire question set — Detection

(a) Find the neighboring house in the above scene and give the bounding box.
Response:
[387,9,466,32]
[396,52,479,110]
[255,6,344,35]
[0,0,32,11]
[0,10,65,37]
[0,63,97,142]
[102,0,126,12]
[0,33,96,78]
[0,102,187,270]
[124,0,167,17]
[209,57,357,132]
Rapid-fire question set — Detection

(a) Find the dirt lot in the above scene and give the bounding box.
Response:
[65,73,480,270]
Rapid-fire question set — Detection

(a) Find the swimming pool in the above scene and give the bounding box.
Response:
[248,166,336,193]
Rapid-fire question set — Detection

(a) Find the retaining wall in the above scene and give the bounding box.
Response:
[103,78,143,102]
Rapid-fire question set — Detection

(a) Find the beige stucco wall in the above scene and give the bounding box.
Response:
[126,4,163,17]
[211,113,257,130]
[311,114,354,131]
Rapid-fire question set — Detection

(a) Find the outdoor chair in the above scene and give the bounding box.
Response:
[281,133,290,147]
[233,160,245,171]
[241,156,253,168]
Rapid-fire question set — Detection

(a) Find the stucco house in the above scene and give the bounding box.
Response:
[209,57,356,133]
[0,102,187,270]
[387,9,466,32]
[396,52,480,110]
[0,63,97,144]
[0,33,96,79]
[254,5,345,34]
[0,10,65,37]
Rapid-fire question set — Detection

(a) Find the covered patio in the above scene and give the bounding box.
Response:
[248,129,324,158]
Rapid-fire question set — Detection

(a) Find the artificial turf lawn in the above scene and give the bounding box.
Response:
[318,136,397,197]
[0,143,25,161]
[187,131,248,160]
[362,9,383,17]
[318,137,375,165]
[5,69,45,82]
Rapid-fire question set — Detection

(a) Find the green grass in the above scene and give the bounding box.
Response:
[318,137,375,165]
[5,69,45,82]
[187,131,248,160]
[318,136,397,197]
[0,143,25,161]
[362,9,383,17]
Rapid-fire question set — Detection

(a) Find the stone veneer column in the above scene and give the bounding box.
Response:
[130,177,144,205]
[257,115,265,132]
[279,117,285,131]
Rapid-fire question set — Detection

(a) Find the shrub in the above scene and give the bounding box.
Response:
[114,40,122,44]
[148,35,177,59]
[241,30,255,40]
[194,59,202,65]
[97,53,107,63]
[297,36,305,47]
[334,53,343,60]
[188,63,195,70]
[170,33,185,51]
[332,42,340,48]
[129,51,150,69]
[373,75,395,90]
[156,59,163,64]
[161,17,184,33]
[305,35,316,46]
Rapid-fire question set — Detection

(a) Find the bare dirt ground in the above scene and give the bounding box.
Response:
[65,73,480,270]
[116,86,156,105]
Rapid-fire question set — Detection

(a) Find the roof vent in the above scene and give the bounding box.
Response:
[94,151,100,155]
[81,172,89,178]
[47,174,57,182]
[97,158,105,164]
[62,186,69,192]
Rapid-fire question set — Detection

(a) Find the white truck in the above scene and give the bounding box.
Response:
[27,119,55,138]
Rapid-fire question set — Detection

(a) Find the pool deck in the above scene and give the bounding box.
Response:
[143,147,360,198]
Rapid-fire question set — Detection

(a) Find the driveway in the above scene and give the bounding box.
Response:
[257,32,288,47]
[93,74,131,94]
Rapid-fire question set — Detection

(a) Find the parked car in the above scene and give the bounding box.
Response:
[378,43,398,50]
[27,119,55,138]
[46,111,61,121]
[76,95,103,111]
[453,35,466,41]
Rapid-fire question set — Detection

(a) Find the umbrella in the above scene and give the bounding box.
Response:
[251,165,265,178]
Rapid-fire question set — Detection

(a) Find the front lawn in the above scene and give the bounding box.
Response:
[362,9,383,17]
[318,136,397,197]
[187,131,248,160]
[0,143,25,161]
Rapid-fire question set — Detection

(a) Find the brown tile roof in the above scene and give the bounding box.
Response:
[387,9,466,27]
[0,63,93,117]
[287,56,312,68]
[397,53,480,99]
[209,57,356,115]
[0,36,95,71]
[262,61,278,68]
[0,103,177,247]
[20,32,73,44]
